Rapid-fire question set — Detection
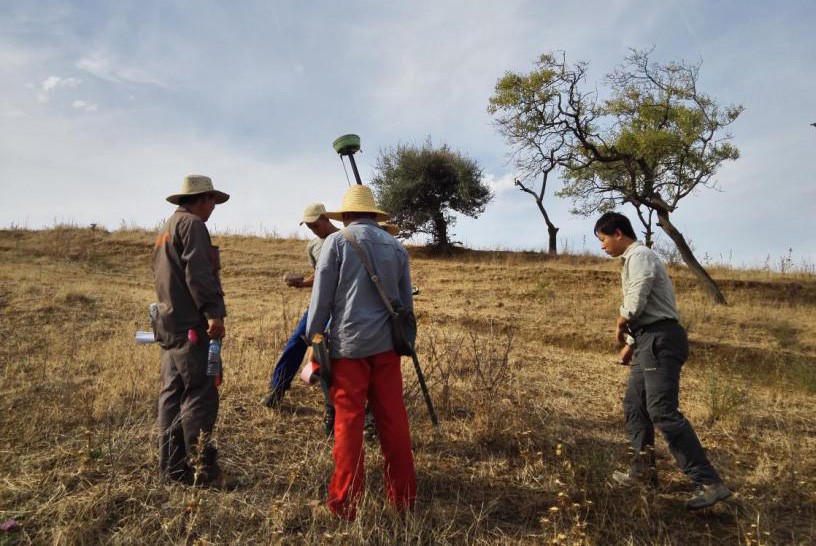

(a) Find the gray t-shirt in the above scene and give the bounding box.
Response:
[306,238,324,269]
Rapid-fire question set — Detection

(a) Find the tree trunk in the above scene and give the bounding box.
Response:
[656,210,727,305]
[547,225,559,254]
[535,201,558,255]
[432,212,449,250]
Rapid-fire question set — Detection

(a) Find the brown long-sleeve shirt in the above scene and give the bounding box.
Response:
[152,207,226,345]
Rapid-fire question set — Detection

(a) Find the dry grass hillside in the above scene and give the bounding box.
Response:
[1,226,815,545]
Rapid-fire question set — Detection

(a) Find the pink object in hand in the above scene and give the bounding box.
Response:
[188,329,199,345]
[300,360,319,385]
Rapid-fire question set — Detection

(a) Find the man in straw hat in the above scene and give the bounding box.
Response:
[152,174,233,487]
[260,203,338,409]
[305,184,416,520]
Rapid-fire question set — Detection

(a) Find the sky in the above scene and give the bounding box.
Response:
[1,0,814,268]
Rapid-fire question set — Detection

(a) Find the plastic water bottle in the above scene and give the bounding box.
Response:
[207,339,222,383]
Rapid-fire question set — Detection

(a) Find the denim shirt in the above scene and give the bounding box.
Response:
[306,218,413,359]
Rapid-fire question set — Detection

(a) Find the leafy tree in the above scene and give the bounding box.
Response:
[371,140,492,251]
[489,49,743,304]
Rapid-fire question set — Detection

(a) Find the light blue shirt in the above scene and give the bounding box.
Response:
[306,218,413,359]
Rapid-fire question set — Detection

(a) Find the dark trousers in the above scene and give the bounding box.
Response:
[158,335,220,482]
[624,321,721,485]
[269,310,309,392]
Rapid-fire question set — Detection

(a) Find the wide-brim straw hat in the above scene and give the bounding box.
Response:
[325,185,389,222]
[166,175,230,205]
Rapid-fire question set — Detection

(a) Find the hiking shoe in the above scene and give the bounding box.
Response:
[612,468,658,489]
[260,389,285,408]
[686,482,731,510]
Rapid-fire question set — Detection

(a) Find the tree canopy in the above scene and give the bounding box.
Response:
[488,48,743,303]
[371,140,492,251]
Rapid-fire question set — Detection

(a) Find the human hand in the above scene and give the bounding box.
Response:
[615,316,629,347]
[207,318,225,340]
[283,273,304,288]
[618,344,634,366]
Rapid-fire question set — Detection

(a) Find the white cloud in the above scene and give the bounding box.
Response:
[72,100,98,112]
[483,172,517,194]
[76,52,165,87]
[37,75,81,102]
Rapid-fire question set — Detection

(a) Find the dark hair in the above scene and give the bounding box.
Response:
[178,192,212,206]
[342,212,377,220]
[594,212,637,239]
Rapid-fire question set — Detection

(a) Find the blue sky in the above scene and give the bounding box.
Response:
[1,0,814,268]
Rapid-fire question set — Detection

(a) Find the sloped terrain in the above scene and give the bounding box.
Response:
[1,227,814,544]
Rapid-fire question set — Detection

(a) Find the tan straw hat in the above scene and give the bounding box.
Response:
[166,175,230,205]
[300,203,327,225]
[325,185,389,222]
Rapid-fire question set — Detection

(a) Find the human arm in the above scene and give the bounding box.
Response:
[397,244,413,312]
[305,237,340,340]
[179,217,227,324]
[619,252,657,327]
[286,273,315,288]
[618,344,634,365]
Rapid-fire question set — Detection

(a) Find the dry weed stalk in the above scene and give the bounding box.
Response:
[468,320,514,392]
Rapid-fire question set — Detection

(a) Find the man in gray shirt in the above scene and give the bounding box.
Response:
[595,212,731,510]
[306,185,416,521]
[260,203,337,408]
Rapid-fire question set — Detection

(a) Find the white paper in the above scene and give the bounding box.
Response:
[135,331,156,344]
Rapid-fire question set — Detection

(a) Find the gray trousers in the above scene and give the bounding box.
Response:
[625,321,721,485]
[158,333,220,482]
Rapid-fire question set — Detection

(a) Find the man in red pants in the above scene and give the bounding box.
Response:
[306,184,416,520]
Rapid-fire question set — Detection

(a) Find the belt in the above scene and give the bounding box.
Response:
[631,318,678,337]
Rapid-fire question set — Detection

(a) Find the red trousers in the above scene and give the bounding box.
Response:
[327,349,417,520]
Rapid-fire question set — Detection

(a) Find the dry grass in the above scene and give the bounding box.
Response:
[1,226,815,545]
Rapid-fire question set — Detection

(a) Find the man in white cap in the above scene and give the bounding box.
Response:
[306,185,416,520]
[261,203,338,408]
[152,174,231,487]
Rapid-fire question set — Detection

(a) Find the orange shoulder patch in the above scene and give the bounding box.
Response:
[154,232,171,248]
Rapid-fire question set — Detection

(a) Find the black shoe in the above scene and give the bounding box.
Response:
[686,482,732,510]
[260,389,285,408]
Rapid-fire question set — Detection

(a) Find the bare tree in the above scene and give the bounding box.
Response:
[489,49,743,303]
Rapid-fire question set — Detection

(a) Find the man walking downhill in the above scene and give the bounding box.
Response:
[595,212,731,510]
[306,185,417,520]
[152,174,232,487]
[260,203,338,408]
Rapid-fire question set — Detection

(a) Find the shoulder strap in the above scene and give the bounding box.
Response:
[340,228,396,315]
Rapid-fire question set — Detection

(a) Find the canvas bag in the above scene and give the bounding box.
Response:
[340,229,416,356]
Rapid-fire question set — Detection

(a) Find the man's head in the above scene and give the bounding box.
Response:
[166,175,229,222]
[300,203,337,238]
[594,212,637,258]
[340,212,377,226]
